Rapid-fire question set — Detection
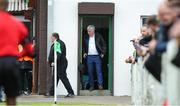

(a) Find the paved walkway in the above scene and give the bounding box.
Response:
[17,95,131,105]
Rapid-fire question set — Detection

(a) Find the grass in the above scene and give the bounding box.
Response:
[0,102,117,106]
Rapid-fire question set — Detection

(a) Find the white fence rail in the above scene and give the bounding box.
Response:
[7,0,29,11]
[131,40,180,106]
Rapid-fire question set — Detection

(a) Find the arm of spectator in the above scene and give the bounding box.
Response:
[137,46,149,57]
[170,20,180,47]
[149,39,157,53]
[125,56,136,64]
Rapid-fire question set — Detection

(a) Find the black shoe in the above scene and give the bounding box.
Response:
[89,87,94,92]
[64,93,74,98]
[24,91,30,95]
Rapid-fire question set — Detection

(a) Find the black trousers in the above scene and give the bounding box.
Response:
[50,60,74,95]
[0,56,21,97]
[20,70,32,93]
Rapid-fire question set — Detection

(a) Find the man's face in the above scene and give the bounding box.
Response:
[158,4,177,26]
[141,27,149,37]
[51,36,56,43]
[87,29,95,37]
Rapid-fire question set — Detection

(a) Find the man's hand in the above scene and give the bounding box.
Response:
[125,56,136,64]
[170,20,180,46]
[170,20,180,39]
[51,63,54,67]
[136,46,149,57]
[149,39,157,53]
[100,54,104,58]
[83,53,87,58]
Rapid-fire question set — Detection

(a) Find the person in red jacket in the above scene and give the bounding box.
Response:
[0,0,34,105]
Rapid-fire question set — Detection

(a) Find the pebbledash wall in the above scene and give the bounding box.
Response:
[47,0,162,96]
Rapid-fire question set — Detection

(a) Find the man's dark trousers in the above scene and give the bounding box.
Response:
[0,87,2,101]
[58,60,74,94]
[50,60,74,95]
[87,55,103,88]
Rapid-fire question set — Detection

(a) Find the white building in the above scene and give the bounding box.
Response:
[47,0,162,96]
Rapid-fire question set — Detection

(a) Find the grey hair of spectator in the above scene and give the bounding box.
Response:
[167,0,180,8]
[165,0,180,15]
[87,25,96,31]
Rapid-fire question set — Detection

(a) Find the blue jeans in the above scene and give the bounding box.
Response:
[87,55,103,88]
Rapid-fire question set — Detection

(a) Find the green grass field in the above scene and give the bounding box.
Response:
[0,102,117,106]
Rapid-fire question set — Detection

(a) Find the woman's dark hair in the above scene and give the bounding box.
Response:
[146,15,159,26]
[52,32,60,40]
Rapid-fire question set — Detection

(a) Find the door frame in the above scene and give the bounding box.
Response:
[77,15,114,95]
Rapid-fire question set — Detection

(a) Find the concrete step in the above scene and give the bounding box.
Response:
[79,90,112,96]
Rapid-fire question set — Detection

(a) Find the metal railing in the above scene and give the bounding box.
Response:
[7,0,29,11]
[131,40,180,106]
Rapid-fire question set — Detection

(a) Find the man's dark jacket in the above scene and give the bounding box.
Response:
[48,39,67,66]
[83,33,107,55]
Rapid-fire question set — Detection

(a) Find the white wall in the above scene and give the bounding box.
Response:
[50,0,79,95]
[48,0,162,96]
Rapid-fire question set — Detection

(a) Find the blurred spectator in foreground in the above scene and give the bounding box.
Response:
[145,1,178,82]
[168,0,180,67]
[18,45,33,95]
[125,26,151,64]
[0,0,34,105]
[170,21,180,67]
[148,1,177,54]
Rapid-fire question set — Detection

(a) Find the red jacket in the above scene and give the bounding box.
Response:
[0,11,34,57]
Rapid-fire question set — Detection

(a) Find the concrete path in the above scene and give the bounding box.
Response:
[17,95,131,105]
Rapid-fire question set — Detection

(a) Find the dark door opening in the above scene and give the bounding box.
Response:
[78,15,113,96]
[24,22,32,38]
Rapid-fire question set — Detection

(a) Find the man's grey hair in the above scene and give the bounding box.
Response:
[87,25,95,31]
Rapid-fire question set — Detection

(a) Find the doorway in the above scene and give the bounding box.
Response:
[78,15,114,96]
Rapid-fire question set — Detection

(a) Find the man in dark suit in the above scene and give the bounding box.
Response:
[83,25,107,91]
[48,33,74,98]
